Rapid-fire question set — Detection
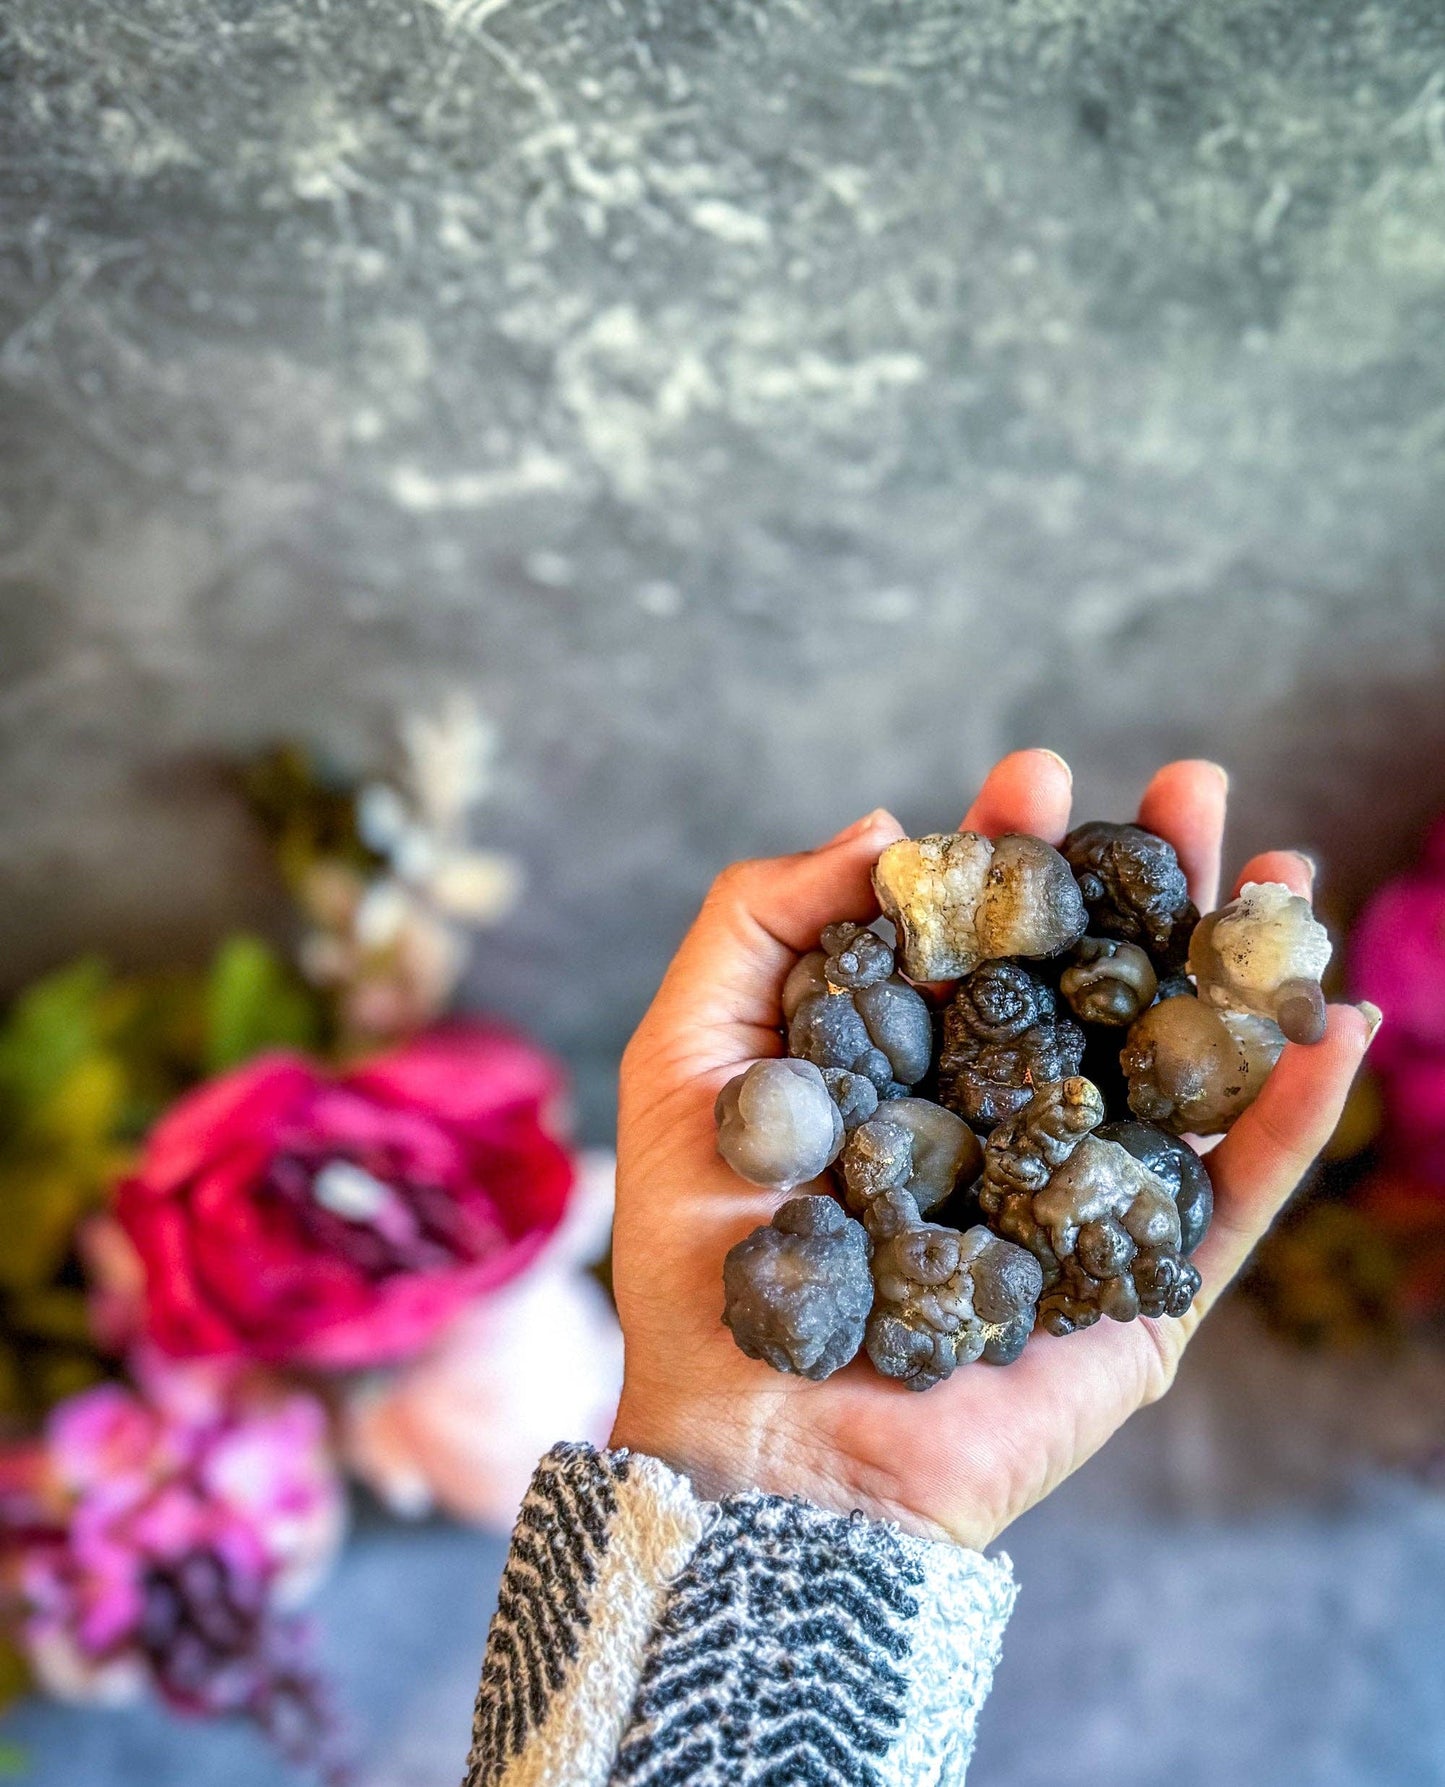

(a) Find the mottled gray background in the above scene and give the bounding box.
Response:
[4,5,1445,1782]
[5,0,1445,1135]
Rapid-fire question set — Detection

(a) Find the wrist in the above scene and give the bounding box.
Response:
[608,1384,969,1547]
[608,1385,778,1504]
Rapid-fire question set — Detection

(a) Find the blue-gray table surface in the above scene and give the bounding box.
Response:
[9,1303,1445,1787]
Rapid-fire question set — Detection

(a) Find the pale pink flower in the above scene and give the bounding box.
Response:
[342,1151,622,1527]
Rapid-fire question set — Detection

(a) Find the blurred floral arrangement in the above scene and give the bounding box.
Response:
[0,700,621,1778]
[1245,816,1445,1347]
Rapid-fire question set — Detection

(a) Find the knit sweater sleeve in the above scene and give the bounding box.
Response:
[461,1441,1017,1787]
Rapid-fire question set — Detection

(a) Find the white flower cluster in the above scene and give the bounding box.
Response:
[299,696,522,1044]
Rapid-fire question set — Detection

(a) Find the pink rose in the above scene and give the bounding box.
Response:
[1350,813,1445,1195]
[342,1150,622,1528]
[116,1025,574,1368]
[1350,811,1445,1067]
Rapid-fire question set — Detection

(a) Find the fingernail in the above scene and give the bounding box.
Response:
[1356,1000,1383,1045]
[1287,848,1321,883]
[1204,761,1230,794]
[1036,748,1073,784]
[822,808,894,848]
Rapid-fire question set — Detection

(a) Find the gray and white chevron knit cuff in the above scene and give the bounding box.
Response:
[463,1441,1017,1787]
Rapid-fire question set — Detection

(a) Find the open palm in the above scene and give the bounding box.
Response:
[609,750,1376,1548]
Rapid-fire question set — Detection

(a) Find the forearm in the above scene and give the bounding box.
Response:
[463,1442,1017,1787]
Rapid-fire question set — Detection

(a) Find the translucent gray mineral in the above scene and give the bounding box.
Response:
[978,1075,1203,1334]
[938,958,1087,1129]
[1120,996,1285,1135]
[978,1075,1106,1205]
[1187,879,1332,1045]
[816,920,895,990]
[866,1219,1044,1388]
[871,832,1086,982]
[819,1067,881,1131]
[715,1058,844,1189]
[1096,1119,1214,1258]
[1059,936,1159,1027]
[722,1195,873,1380]
[1061,821,1199,972]
[840,1097,984,1220]
[783,922,932,1092]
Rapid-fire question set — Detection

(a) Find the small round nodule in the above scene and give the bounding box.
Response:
[1276,976,1328,1045]
[1076,1217,1135,1280]
[820,1067,881,1131]
[715,1058,844,1189]
[819,920,895,990]
[896,1226,961,1285]
[970,1235,1045,1326]
[1060,937,1158,1026]
[982,1309,1035,1365]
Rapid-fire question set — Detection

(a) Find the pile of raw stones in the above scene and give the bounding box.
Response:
[716,821,1332,1390]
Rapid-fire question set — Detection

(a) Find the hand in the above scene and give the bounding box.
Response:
[608,750,1379,1549]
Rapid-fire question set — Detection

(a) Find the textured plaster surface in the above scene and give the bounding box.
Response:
[5,1,1445,1139]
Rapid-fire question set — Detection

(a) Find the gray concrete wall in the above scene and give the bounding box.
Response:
[4,0,1445,1136]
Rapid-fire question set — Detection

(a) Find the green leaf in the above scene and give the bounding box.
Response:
[0,960,112,1123]
[204,936,320,1072]
[0,1638,32,1719]
[0,1161,101,1292]
[21,1053,126,1158]
[0,1344,26,1424]
[6,1287,94,1347]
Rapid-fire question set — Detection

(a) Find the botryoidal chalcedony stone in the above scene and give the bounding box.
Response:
[1120,996,1285,1136]
[978,1078,1205,1334]
[871,832,1086,981]
[713,821,1333,1386]
[1187,879,1332,1045]
[937,959,1086,1130]
[783,921,932,1097]
[714,1058,844,1189]
[1061,820,1199,972]
[865,1210,1043,1388]
[722,1195,873,1380]
[840,1099,983,1219]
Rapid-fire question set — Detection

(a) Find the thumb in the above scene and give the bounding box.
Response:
[635,810,905,1062]
[1188,1001,1377,1313]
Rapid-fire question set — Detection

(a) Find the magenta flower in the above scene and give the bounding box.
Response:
[4,1354,346,1776]
[1351,812,1445,1065]
[115,1024,575,1368]
[1351,812,1445,1192]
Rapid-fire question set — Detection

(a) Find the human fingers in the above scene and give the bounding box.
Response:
[1230,849,1314,901]
[1188,1001,1378,1310]
[633,809,907,1055]
[1135,759,1229,911]
[960,748,1074,840]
